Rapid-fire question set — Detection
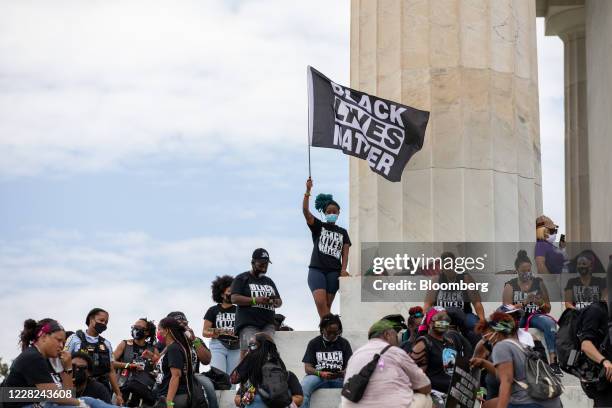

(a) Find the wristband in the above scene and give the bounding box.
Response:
[599,357,608,367]
[304,192,311,197]
[166,401,175,407]
[125,363,130,369]
[193,338,203,347]
[315,370,320,377]
[252,296,257,306]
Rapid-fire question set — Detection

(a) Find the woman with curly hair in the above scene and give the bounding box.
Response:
[303,177,351,318]
[203,275,240,374]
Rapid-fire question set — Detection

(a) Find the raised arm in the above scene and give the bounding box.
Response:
[303,178,315,225]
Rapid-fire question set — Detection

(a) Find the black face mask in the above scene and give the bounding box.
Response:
[577,267,590,276]
[223,295,232,304]
[131,328,146,340]
[94,322,107,334]
[73,367,88,386]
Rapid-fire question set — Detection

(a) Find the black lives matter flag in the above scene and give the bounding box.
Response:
[307,66,429,182]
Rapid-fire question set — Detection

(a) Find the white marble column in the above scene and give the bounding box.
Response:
[349,0,543,273]
[585,0,612,242]
[540,4,590,242]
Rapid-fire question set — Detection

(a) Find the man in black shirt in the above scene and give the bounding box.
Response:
[71,352,112,403]
[577,301,612,408]
[230,248,282,359]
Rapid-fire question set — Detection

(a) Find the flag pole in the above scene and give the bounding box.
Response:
[307,66,312,178]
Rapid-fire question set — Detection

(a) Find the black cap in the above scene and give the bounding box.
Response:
[252,248,272,263]
[167,311,188,322]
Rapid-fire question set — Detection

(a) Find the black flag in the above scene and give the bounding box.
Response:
[307,66,429,182]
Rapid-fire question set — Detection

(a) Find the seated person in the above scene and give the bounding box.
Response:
[231,333,303,408]
[408,308,468,395]
[423,252,485,331]
[300,314,352,408]
[564,254,607,310]
[502,250,561,375]
[72,352,112,403]
[4,318,118,408]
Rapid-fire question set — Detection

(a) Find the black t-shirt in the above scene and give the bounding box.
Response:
[78,379,111,403]
[231,271,280,333]
[419,335,457,393]
[308,218,351,271]
[434,273,474,314]
[506,277,545,315]
[564,276,606,310]
[3,347,63,408]
[577,302,611,351]
[302,335,353,373]
[204,304,238,349]
[155,342,188,396]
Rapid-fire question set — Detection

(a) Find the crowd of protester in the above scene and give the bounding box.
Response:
[2,181,612,408]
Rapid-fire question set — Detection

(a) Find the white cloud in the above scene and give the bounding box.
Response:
[0,0,350,178]
[0,228,324,360]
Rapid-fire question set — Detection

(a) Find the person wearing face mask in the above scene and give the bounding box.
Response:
[300,314,352,408]
[564,254,608,310]
[231,248,282,360]
[476,312,562,408]
[72,352,112,403]
[164,312,218,408]
[342,319,431,408]
[154,317,207,408]
[502,250,562,375]
[409,309,462,395]
[203,275,240,375]
[534,215,566,274]
[303,178,351,318]
[112,318,158,407]
[4,318,118,408]
[423,252,486,332]
[65,308,123,405]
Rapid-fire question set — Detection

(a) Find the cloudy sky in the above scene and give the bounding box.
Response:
[0,1,564,360]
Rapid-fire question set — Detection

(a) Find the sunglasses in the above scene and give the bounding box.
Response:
[247,342,259,351]
[548,227,558,235]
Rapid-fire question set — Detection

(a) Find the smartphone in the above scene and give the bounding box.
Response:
[560,234,566,243]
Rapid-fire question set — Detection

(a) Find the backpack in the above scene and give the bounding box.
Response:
[556,308,582,375]
[257,360,291,408]
[341,345,392,402]
[505,340,563,400]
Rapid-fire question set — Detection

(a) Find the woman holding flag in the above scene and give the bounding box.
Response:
[302,177,351,318]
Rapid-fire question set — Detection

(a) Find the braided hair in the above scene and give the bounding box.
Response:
[158,317,195,397]
[19,318,64,352]
[314,193,340,213]
[239,333,286,388]
[319,314,343,335]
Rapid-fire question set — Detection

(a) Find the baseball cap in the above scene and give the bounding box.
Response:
[368,319,400,339]
[381,314,408,331]
[252,248,272,263]
[167,311,188,322]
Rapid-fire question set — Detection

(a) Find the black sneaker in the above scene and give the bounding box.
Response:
[550,362,564,377]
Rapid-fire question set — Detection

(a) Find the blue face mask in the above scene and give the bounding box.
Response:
[325,214,338,223]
